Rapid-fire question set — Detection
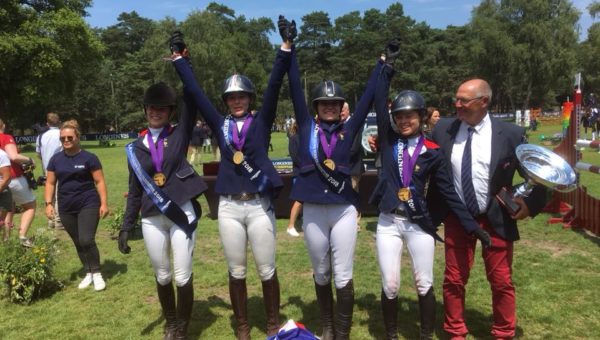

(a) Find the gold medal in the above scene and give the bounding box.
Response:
[233,151,244,165]
[323,158,336,170]
[153,173,166,187]
[398,187,411,201]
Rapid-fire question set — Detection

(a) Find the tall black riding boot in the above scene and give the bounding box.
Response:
[156,280,177,340]
[229,274,251,340]
[175,274,194,340]
[381,289,399,340]
[418,287,436,340]
[261,270,281,336]
[314,280,335,340]
[335,280,354,340]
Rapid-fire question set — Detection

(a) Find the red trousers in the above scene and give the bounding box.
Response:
[442,214,515,339]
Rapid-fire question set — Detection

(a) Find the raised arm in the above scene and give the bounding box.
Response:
[288,46,311,127]
[347,40,399,136]
[171,49,223,132]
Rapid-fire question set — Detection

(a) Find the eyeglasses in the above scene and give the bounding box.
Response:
[60,136,75,142]
[453,96,485,105]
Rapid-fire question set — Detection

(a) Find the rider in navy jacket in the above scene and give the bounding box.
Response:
[121,90,207,235]
[173,50,289,197]
[172,32,291,339]
[288,50,383,209]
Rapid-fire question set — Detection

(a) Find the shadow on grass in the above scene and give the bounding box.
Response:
[140,294,229,339]
[365,220,378,233]
[289,288,525,339]
[285,295,320,334]
[571,227,600,247]
[68,259,127,282]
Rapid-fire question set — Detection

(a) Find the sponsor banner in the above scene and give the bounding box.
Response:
[15,132,138,144]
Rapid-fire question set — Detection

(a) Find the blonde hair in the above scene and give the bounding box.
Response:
[60,119,81,137]
[0,118,4,132]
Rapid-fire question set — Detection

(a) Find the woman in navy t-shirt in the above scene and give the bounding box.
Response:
[45,120,109,291]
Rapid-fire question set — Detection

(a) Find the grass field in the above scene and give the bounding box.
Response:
[1,123,599,339]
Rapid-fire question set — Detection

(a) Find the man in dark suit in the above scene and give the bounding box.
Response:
[430,79,548,340]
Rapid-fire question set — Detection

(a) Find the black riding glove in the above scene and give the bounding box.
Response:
[169,30,186,54]
[278,15,297,43]
[385,39,401,65]
[118,230,131,254]
[472,228,492,249]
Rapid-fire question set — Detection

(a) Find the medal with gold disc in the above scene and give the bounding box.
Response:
[230,114,254,166]
[323,158,336,171]
[233,151,244,165]
[146,127,169,188]
[397,136,425,202]
[397,187,411,201]
[153,173,166,187]
[318,125,339,172]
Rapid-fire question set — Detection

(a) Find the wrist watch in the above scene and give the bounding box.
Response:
[45,201,53,206]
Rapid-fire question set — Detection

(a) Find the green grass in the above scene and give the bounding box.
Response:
[1,125,599,339]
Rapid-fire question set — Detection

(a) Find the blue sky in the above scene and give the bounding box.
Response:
[85,0,596,41]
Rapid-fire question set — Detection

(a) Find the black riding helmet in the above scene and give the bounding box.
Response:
[144,82,177,107]
[222,74,256,103]
[390,90,426,118]
[311,80,345,111]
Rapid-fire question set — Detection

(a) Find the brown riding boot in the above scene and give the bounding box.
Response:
[335,280,354,340]
[229,274,251,340]
[156,280,177,340]
[175,275,194,340]
[261,271,281,336]
[418,288,436,340]
[381,289,399,340]
[314,280,335,340]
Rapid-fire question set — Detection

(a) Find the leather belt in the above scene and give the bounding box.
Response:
[392,208,407,217]
[229,192,258,201]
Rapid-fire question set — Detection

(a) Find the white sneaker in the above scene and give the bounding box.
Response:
[78,273,93,289]
[287,227,300,237]
[92,273,106,291]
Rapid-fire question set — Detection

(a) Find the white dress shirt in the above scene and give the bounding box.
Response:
[450,114,492,214]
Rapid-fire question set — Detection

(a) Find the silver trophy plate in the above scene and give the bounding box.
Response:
[515,144,577,194]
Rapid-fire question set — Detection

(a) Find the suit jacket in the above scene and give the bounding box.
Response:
[174,49,290,196]
[369,63,480,241]
[430,117,548,241]
[122,92,207,232]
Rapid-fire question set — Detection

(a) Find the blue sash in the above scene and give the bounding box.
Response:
[309,120,346,194]
[126,143,197,237]
[222,115,273,194]
[393,138,428,222]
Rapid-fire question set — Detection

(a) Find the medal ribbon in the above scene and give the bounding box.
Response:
[318,126,338,159]
[222,114,274,194]
[146,126,170,173]
[394,135,425,187]
[232,114,254,151]
[309,120,345,194]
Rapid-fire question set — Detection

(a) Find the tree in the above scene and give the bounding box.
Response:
[0,0,103,129]
[469,0,580,111]
[580,1,600,94]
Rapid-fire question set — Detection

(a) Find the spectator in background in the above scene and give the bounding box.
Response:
[36,112,63,229]
[286,121,302,237]
[423,107,441,139]
[0,148,12,242]
[202,123,212,153]
[581,109,591,139]
[44,120,109,291]
[0,119,37,247]
[188,120,204,166]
